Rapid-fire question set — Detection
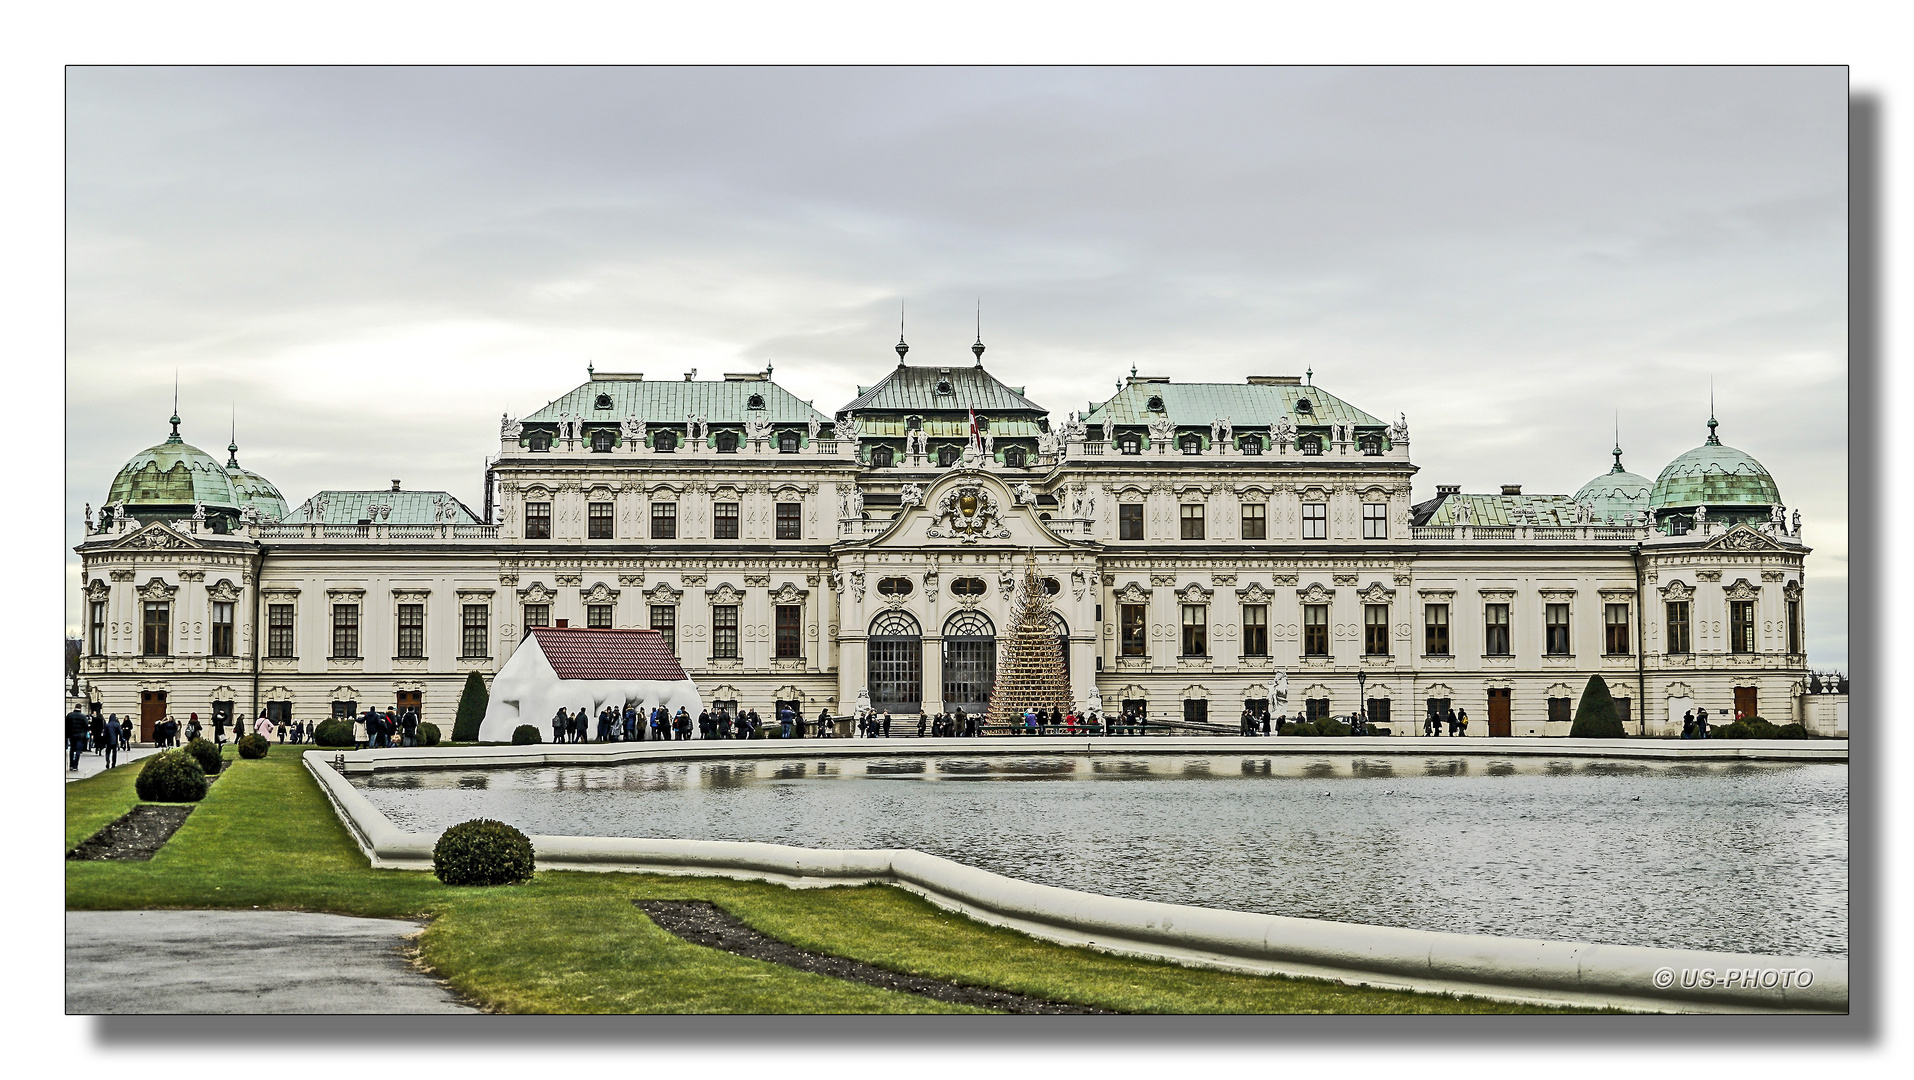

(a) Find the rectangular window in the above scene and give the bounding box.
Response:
[1604,602,1631,654]
[1303,604,1329,656]
[523,603,550,630]
[1545,602,1571,655]
[1730,600,1756,654]
[267,604,295,658]
[396,603,424,658]
[524,501,551,540]
[1181,604,1207,656]
[141,601,170,656]
[650,502,677,539]
[1424,604,1450,656]
[1485,603,1510,656]
[712,605,739,659]
[331,604,360,659]
[586,604,613,629]
[1363,603,1390,656]
[210,601,235,656]
[713,501,740,540]
[461,604,488,658]
[1180,504,1205,540]
[1241,604,1268,656]
[1363,502,1387,539]
[587,502,614,539]
[1302,502,1327,540]
[89,601,107,655]
[776,502,802,540]
[1548,698,1571,724]
[1306,698,1329,722]
[775,604,802,658]
[1787,599,1802,654]
[1119,504,1144,540]
[1666,601,1691,654]
[1241,503,1266,540]
[1366,698,1391,726]
[649,605,676,654]
[1120,603,1148,656]
[1183,699,1208,724]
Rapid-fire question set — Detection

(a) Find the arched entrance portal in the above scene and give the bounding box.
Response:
[867,611,923,714]
[942,610,996,714]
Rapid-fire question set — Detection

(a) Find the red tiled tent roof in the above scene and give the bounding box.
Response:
[529,627,689,681]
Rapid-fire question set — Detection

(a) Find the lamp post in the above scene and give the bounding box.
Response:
[1356,669,1367,734]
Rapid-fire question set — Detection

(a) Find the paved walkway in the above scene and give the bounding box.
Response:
[65,746,159,783]
[66,910,480,1013]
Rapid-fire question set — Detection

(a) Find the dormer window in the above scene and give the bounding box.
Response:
[1360,434,1383,456]
[938,445,961,468]
[1179,433,1202,455]
[590,429,614,453]
[1147,394,1165,411]
[1240,435,1263,455]
[593,393,613,410]
[778,430,800,453]
[716,430,738,453]
[975,416,989,433]
[747,393,765,410]
[1118,433,1141,455]
[1299,434,1323,456]
[1003,447,1026,468]
[654,430,678,453]
[906,415,922,431]
[1295,399,1314,415]
[528,431,551,452]
[871,446,894,468]
[936,378,953,395]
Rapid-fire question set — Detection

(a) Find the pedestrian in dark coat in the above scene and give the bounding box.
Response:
[67,708,90,771]
[102,715,121,769]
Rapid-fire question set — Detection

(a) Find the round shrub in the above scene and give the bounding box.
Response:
[135,749,209,803]
[312,718,356,747]
[236,732,270,759]
[181,737,223,777]
[511,724,541,745]
[420,721,442,746]
[1569,674,1626,738]
[432,818,535,886]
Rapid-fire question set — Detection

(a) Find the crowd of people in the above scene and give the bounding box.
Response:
[1423,704,1469,736]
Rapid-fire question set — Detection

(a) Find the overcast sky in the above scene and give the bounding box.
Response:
[64,66,1848,663]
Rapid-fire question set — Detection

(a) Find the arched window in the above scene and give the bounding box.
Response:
[1180,433,1202,455]
[1239,435,1263,456]
[1299,434,1323,456]
[654,430,678,453]
[716,430,738,453]
[590,429,614,453]
[938,445,961,467]
[1118,433,1141,455]
[1359,434,1383,456]
[870,445,894,468]
[868,611,922,713]
[942,610,996,714]
[528,431,551,452]
[1003,446,1027,468]
[1050,612,1071,681]
[778,430,800,454]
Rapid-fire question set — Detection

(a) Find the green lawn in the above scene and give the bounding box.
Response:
[67,750,1584,1014]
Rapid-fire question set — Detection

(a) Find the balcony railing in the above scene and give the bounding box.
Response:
[254,523,501,541]
[1410,524,1652,542]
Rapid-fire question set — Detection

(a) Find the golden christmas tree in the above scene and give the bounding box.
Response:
[985,555,1074,727]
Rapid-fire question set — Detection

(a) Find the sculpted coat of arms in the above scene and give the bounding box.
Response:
[926,483,1011,543]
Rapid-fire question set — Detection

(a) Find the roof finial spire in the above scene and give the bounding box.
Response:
[168,370,181,442]
[972,298,985,364]
[895,300,909,364]
[1707,379,1720,445]
[228,403,239,468]
[1611,410,1624,473]
[1306,366,1313,386]
[587,359,594,377]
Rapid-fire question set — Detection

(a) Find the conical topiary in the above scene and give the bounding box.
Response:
[451,671,489,742]
[984,556,1074,727]
[1569,673,1626,738]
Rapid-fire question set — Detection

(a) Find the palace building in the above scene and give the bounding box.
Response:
[75,336,1821,740]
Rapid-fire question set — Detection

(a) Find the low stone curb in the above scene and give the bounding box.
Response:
[302,748,1848,1015]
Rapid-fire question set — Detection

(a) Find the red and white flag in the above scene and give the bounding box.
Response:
[968,407,979,449]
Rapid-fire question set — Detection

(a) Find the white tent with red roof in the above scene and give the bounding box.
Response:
[477,627,702,742]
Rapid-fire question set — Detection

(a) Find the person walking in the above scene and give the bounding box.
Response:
[1454,707,1469,737]
[402,709,419,747]
[1696,706,1711,739]
[1681,709,1695,739]
[102,714,122,770]
[67,707,90,771]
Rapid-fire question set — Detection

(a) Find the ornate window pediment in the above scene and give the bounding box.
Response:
[262,586,300,601]
[581,581,620,604]
[1417,588,1455,601]
[1724,578,1762,601]
[1237,581,1273,603]
[518,581,556,604]
[1297,582,1335,604]
[1783,581,1803,601]
[137,577,179,602]
[392,588,430,603]
[1709,525,1782,551]
[327,587,366,602]
[644,482,685,496]
[1478,588,1516,601]
[1176,582,1212,603]
[522,485,552,501]
[456,588,496,601]
[1538,588,1577,602]
[1173,483,1213,496]
[84,578,110,602]
[1114,581,1152,604]
[644,582,682,603]
[769,582,809,604]
[1659,580,1693,601]
[707,582,744,605]
[1357,582,1395,603]
[207,578,242,603]
[116,522,196,550]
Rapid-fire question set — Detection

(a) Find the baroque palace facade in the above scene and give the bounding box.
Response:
[76,337,1817,740]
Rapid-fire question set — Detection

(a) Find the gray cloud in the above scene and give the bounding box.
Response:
[65,66,1848,663]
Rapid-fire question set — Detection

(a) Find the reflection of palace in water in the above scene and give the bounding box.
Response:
[76,333,1826,740]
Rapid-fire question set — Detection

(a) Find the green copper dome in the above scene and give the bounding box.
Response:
[224,438,288,521]
[1574,444,1653,524]
[1649,417,1780,529]
[104,414,240,513]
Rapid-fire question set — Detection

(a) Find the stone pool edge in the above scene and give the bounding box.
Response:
[302,748,1848,1016]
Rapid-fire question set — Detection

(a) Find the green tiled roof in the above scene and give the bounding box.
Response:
[838,363,1046,416]
[282,490,482,525]
[853,418,1045,439]
[227,465,289,522]
[524,376,830,426]
[106,425,239,509]
[1649,420,1780,509]
[1081,379,1385,429]
[1573,451,1653,524]
[1417,492,1584,527]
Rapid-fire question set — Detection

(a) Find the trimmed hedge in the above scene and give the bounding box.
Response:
[1569,674,1626,738]
[432,818,535,886]
[135,749,209,803]
[1281,718,1352,737]
[420,721,442,747]
[451,671,489,743]
[1712,716,1812,740]
[312,718,356,747]
[236,732,270,759]
[181,737,223,777]
[511,724,541,745]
